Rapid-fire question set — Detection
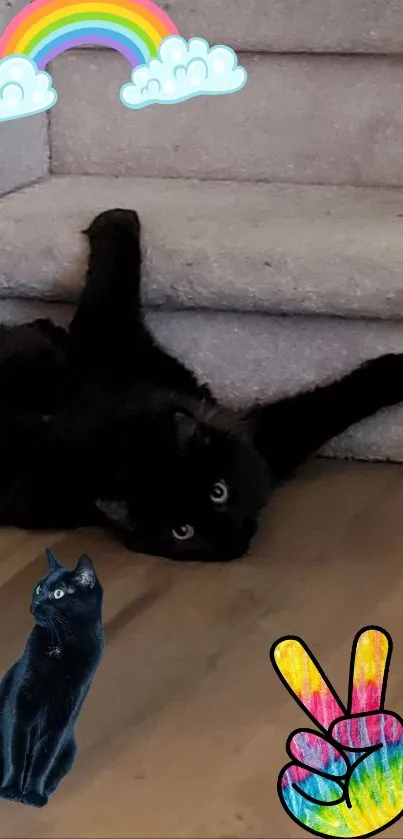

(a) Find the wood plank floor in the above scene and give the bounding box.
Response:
[1,460,403,838]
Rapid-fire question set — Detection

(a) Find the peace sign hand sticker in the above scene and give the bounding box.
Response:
[271,627,403,838]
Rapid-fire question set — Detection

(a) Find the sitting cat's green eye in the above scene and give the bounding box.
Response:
[172,524,195,542]
[210,479,229,505]
[53,589,64,600]
[35,585,41,595]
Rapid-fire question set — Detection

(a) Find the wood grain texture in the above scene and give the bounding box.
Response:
[0,460,403,838]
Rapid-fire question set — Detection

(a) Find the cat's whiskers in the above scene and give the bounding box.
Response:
[53,613,77,642]
[48,616,62,649]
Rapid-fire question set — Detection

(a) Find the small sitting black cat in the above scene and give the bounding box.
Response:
[0,549,103,807]
[2,209,403,561]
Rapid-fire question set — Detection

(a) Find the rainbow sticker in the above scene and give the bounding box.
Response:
[0,0,176,69]
[0,0,247,122]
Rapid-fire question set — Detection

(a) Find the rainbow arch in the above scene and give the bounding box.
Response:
[0,0,179,69]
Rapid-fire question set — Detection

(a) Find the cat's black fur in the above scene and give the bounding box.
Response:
[2,208,403,560]
[0,548,103,807]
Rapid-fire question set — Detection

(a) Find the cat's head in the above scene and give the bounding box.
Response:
[30,549,103,628]
[96,408,270,562]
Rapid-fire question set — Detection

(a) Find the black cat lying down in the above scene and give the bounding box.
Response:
[2,209,403,562]
[0,549,103,807]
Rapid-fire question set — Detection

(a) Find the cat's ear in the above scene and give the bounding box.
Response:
[173,411,209,451]
[95,499,130,526]
[73,555,97,589]
[46,548,61,572]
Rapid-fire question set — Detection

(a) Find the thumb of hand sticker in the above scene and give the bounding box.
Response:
[0,548,104,807]
[270,627,403,838]
[0,0,247,123]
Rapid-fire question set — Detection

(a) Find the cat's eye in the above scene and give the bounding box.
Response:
[210,480,229,505]
[35,585,41,595]
[172,524,195,542]
[53,589,64,600]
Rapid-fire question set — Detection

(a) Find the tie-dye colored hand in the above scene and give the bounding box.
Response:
[271,627,403,838]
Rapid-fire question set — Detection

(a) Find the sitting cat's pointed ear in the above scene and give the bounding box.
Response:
[174,411,209,451]
[74,555,96,589]
[46,548,61,571]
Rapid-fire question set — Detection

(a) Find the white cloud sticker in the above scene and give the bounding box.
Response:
[0,55,57,123]
[120,35,247,110]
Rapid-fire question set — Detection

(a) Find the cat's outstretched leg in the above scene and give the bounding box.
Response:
[247,353,403,480]
[68,209,142,380]
[67,208,211,399]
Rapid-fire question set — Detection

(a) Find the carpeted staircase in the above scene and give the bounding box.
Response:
[2,0,403,460]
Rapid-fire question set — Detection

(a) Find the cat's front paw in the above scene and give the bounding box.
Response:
[22,789,48,807]
[0,785,22,803]
[83,208,141,240]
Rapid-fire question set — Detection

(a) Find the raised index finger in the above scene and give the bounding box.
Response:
[348,626,392,715]
[271,637,346,732]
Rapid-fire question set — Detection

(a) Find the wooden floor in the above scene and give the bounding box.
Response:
[1,460,403,838]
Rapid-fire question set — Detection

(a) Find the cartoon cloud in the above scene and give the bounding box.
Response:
[0,55,57,122]
[120,35,247,109]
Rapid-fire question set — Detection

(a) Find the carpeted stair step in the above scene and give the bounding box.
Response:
[161,0,403,54]
[1,176,403,320]
[49,50,403,187]
[2,0,403,200]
